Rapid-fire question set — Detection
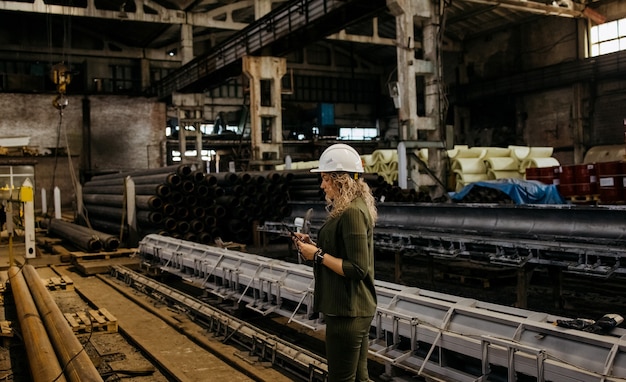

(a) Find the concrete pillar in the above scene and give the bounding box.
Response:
[181,23,194,65]
[173,93,206,170]
[388,0,446,196]
[254,0,272,19]
[388,0,419,141]
[423,8,446,198]
[242,56,287,168]
[140,57,151,90]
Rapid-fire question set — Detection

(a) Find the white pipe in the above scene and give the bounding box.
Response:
[53,187,61,219]
[41,188,47,215]
[397,141,408,189]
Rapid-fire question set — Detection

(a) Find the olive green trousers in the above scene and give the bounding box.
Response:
[324,315,373,382]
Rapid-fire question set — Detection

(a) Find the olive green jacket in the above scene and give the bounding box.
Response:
[313,197,377,317]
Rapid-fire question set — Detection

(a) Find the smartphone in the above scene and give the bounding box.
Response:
[283,224,306,262]
[283,223,301,241]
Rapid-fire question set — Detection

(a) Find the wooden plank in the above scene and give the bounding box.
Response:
[77,311,90,326]
[64,313,80,328]
[89,310,106,325]
[98,308,117,322]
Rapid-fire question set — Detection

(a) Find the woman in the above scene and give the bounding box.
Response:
[293,143,378,382]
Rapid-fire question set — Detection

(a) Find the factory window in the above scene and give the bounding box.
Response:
[108,64,139,93]
[171,149,216,162]
[590,18,626,56]
[338,127,378,140]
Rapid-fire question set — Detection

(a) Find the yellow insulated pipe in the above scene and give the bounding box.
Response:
[22,265,103,382]
[8,267,66,382]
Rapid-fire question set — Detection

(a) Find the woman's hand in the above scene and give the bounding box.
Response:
[291,233,316,262]
[292,232,313,244]
[295,241,318,261]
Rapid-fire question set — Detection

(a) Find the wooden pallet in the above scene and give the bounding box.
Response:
[64,308,118,333]
[566,194,599,204]
[0,321,13,337]
[70,249,136,263]
[0,321,13,346]
[45,275,74,290]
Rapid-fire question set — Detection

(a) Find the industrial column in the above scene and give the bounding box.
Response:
[388,0,447,197]
[174,93,206,171]
[242,56,287,169]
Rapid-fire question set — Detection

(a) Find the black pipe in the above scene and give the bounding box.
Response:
[135,184,171,197]
[84,173,181,188]
[133,173,182,187]
[167,191,184,205]
[214,172,239,186]
[136,195,164,211]
[47,219,103,252]
[185,195,198,207]
[177,221,190,234]
[82,193,124,208]
[162,203,176,216]
[195,184,209,198]
[83,184,171,197]
[189,170,206,183]
[204,174,218,187]
[192,206,205,219]
[163,217,177,231]
[82,185,125,195]
[49,218,120,251]
[89,218,127,243]
[216,195,240,209]
[287,201,626,245]
[190,219,205,233]
[90,164,195,182]
[207,186,226,198]
[198,232,213,244]
[179,180,195,193]
[176,207,190,220]
[84,205,124,220]
[137,210,163,225]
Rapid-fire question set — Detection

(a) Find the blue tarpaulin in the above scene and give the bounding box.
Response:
[451,178,566,205]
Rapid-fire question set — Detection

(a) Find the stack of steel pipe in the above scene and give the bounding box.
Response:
[44,218,120,252]
[283,170,420,202]
[81,164,293,245]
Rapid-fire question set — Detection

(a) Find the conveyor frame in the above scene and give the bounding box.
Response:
[139,234,626,382]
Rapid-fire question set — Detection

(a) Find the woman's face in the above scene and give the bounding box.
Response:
[320,173,338,199]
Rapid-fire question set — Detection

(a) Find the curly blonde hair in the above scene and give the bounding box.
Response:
[324,173,377,225]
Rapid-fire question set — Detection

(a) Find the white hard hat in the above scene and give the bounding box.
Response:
[310,143,364,173]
